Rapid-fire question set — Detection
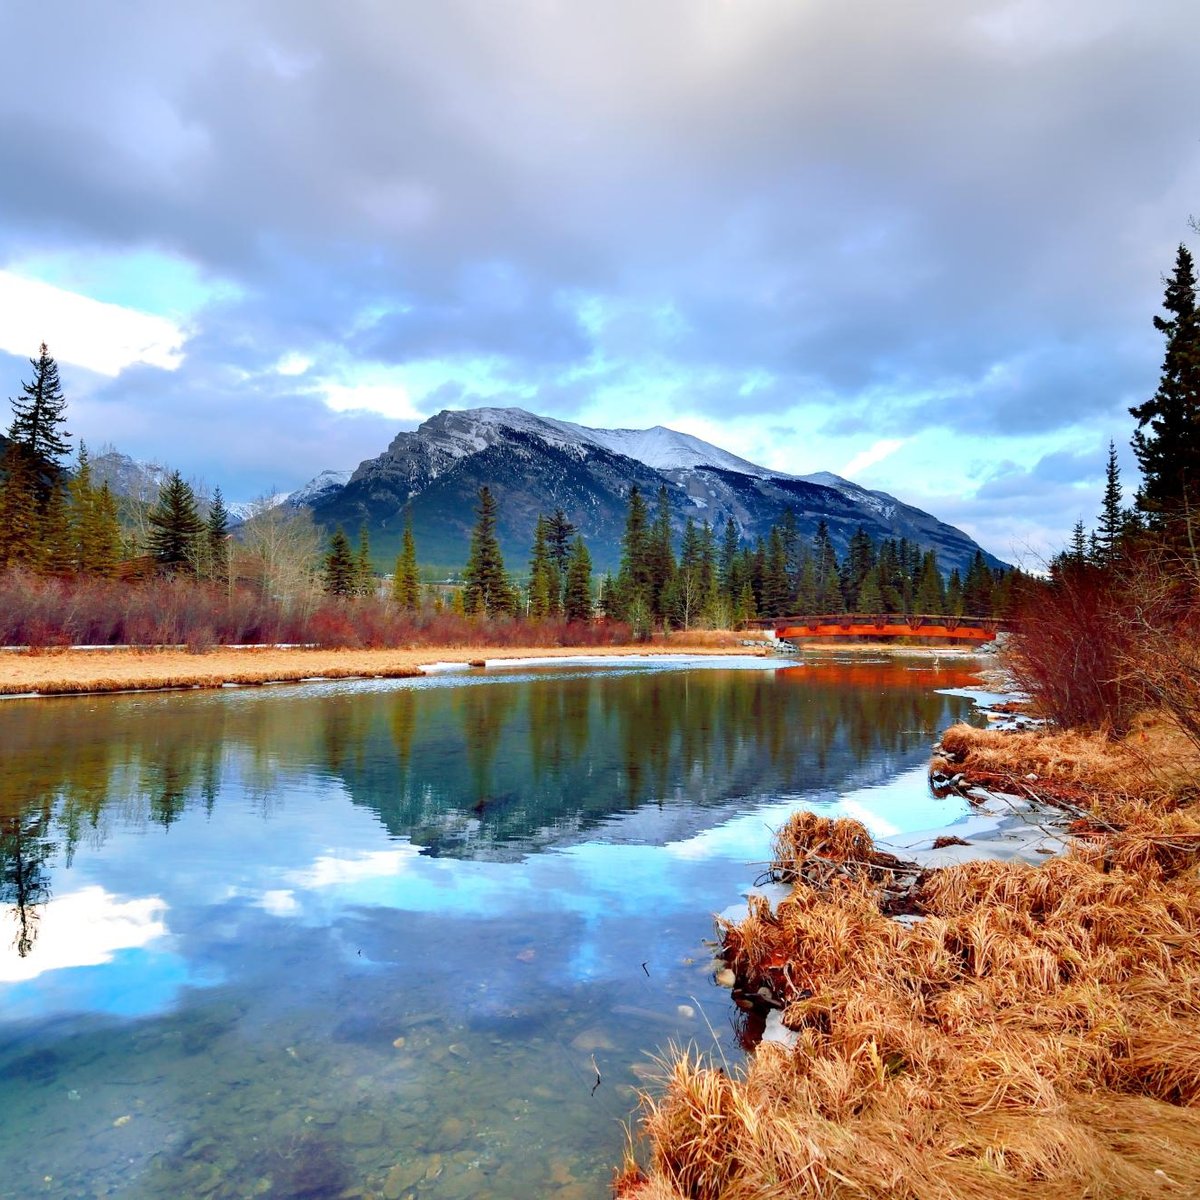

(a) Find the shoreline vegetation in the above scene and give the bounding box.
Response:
[0,634,775,698]
[616,707,1200,1199]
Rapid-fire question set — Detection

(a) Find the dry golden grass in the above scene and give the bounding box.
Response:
[0,639,767,697]
[937,716,1200,805]
[620,718,1200,1200]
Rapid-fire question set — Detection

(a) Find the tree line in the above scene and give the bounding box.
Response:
[1,343,1006,632]
[597,483,1011,634]
[1012,237,1200,735]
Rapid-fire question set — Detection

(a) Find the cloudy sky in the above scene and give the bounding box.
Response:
[1,0,1197,562]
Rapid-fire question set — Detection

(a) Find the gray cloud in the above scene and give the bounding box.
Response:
[1,0,1197,514]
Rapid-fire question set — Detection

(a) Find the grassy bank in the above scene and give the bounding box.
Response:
[618,716,1200,1199]
[0,632,764,697]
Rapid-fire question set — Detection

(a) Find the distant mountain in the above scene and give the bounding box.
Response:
[307,407,1005,576]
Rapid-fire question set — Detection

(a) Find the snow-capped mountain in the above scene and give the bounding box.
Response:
[286,469,354,508]
[309,406,1003,575]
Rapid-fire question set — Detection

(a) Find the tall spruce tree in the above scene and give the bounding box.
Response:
[0,445,40,568]
[1130,244,1200,543]
[323,527,357,595]
[354,525,374,596]
[614,485,651,622]
[646,485,676,621]
[527,515,556,619]
[206,487,231,584]
[392,514,421,610]
[1093,441,1125,567]
[147,470,204,571]
[462,486,516,616]
[563,535,593,622]
[8,343,70,468]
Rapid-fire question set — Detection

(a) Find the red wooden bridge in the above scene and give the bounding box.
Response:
[751,613,1007,644]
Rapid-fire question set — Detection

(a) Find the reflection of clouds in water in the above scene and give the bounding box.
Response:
[0,886,166,984]
[287,847,421,889]
[664,766,952,861]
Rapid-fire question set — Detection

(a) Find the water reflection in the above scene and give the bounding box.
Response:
[0,658,980,1200]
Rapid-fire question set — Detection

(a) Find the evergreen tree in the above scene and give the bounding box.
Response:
[38,483,73,575]
[1094,441,1125,567]
[91,483,122,578]
[563,535,593,622]
[392,514,421,610]
[1130,244,1200,542]
[354,524,374,596]
[761,525,790,616]
[527,515,556,619]
[206,487,231,585]
[945,569,964,617]
[613,485,651,621]
[323,527,357,595]
[146,470,204,571]
[856,564,884,613]
[646,485,676,621]
[915,550,945,613]
[545,509,575,574]
[812,521,842,611]
[8,343,70,468]
[462,486,516,616]
[963,550,994,615]
[718,517,739,603]
[840,526,876,610]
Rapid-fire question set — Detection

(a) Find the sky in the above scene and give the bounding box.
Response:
[1,0,1198,564]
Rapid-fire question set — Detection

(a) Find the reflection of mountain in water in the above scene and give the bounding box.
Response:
[0,662,979,952]
[334,666,974,858]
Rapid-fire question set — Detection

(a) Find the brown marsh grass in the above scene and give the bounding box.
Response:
[619,721,1200,1199]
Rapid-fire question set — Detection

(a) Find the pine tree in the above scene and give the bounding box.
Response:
[8,343,70,468]
[963,550,994,615]
[206,487,231,585]
[146,470,204,571]
[945,569,964,616]
[718,517,739,604]
[392,514,421,610]
[813,521,842,611]
[323,527,357,595]
[614,486,651,622]
[563,536,593,622]
[1094,441,1125,567]
[527,515,556,619]
[545,508,575,608]
[38,484,73,575]
[762,525,790,616]
[915,550,944,614]
[857,564,884,613]
[646,485,676,621]
[462,486,516,616]
[91,483,122,578]
[354,525,374,596]
[1131,244,1200,542]
[840,526,876,611]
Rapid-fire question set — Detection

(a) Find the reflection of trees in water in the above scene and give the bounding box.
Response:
[0,807,55,957]
[0,665,980,936]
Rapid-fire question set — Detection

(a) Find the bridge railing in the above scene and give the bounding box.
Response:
[748,613,1011,634]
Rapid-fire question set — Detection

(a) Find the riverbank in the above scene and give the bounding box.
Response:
[619,713,1200,1199]
[0,634,771,697]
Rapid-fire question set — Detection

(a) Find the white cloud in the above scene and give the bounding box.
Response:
[842,438,907,479]
[0,271,187,376]
[288,847,419,889]
[319,380,423,422]
[0,886,167,984]
[275,351,313,376]
[258,889,300,915]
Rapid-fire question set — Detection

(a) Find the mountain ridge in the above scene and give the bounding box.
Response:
[305,407,1004,576]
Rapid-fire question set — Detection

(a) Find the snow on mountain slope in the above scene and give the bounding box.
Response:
[288,469,354,507]
[433,406,777,476]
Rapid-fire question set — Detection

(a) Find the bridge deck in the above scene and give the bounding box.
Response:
[753,614,1005,643]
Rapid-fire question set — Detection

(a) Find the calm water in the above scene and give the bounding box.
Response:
[0,656,980,1200]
